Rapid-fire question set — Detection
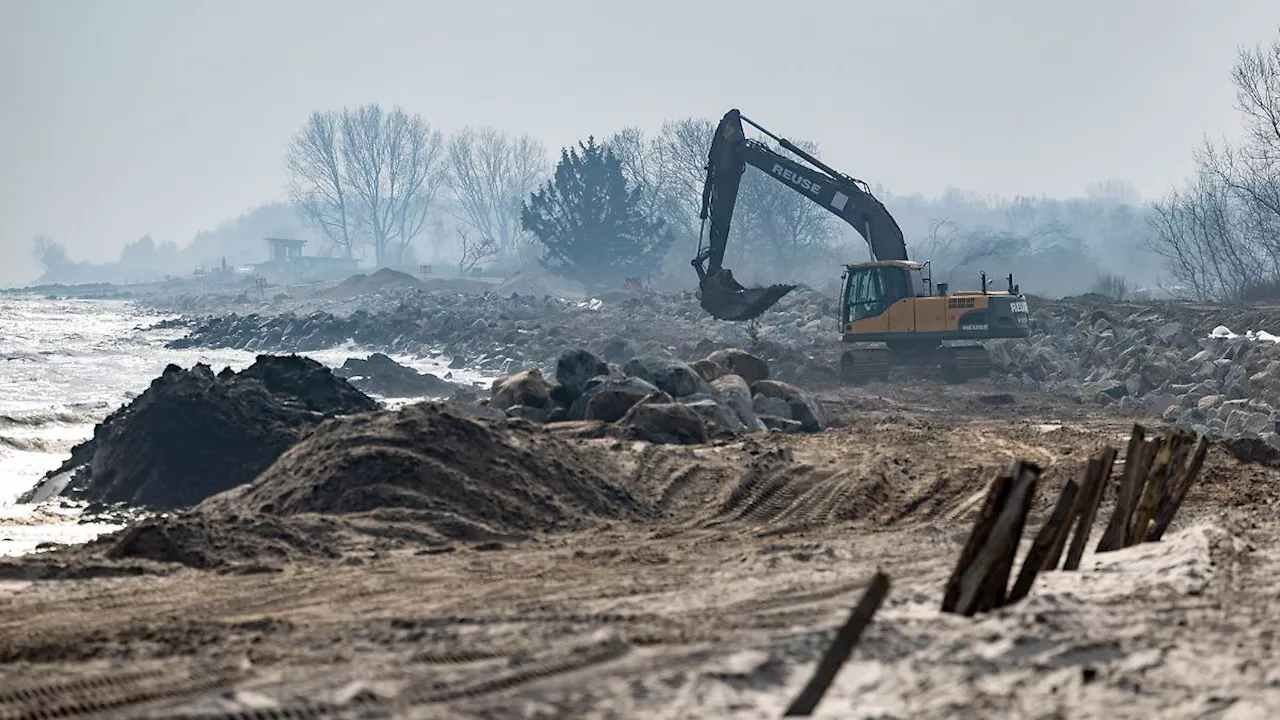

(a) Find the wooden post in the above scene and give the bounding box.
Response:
[974,462,1041,612]
[941,473,1013,614]
[1062,446,1117,571]
[783,572,891,717]
[954,461,1041,616]
[1126,431,1190,547]
[1146,435,1211,542]
[1043,460,1090,571]
[1007,478,1079,604]
[1097,427,1154,553]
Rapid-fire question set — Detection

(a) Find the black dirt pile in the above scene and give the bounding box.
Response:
[0,512,346,577]
[21,355,378,510]
[199,402,646,539]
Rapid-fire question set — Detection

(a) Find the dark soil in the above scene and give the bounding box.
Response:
[24,355,378,510]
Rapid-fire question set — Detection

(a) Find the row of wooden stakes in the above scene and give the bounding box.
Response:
[781,423,1211,715]
[940,423,1211,616]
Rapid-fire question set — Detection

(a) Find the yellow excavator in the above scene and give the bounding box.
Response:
[692,109,1031,383]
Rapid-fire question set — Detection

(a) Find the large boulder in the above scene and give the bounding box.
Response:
[19,355,378,510]
[751,379,824,432]
[680,395,747,436]
[490,369,551,410]
[334,353,457,398]
[706,349,770,385]
[555,349,609,400]
[623,355,714,398]
[571,376,669,422]
[712,374,765,432]
[691,359,727,383]
[616,395,708,445]
[602,337,632,364]
[753,394,792,419]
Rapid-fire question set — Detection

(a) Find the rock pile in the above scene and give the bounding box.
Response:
[990,297,1280,444]
[473,346,826,443]
[21,355,379,510]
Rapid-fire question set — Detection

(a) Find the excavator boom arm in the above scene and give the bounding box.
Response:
[694,108,908,321]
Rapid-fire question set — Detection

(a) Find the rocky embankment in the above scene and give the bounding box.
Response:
[161,287,841,382]
[992,296,1280,443]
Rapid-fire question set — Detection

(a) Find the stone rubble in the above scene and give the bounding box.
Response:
[161,287,842,384]
[990,296,1280,446]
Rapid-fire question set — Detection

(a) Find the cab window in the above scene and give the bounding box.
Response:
[879,267,910,303]
[846,268,886,320]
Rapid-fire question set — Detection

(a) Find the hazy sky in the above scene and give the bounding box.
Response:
[1,0,1277,283]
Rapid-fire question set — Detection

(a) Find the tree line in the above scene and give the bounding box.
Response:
[29,104,1175,296]
[283,107,863,292]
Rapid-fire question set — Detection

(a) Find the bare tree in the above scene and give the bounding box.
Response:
[286,105,445,266]
[1090,271,1129,301]
[455,228,497,275]
[1146,166,1260,301]
[445,127,547,269]
[1146,28,1280,301]
[731,137,842,280]
[339,105,447,267]
[606,127,668,225]
[654,117,717,236]
[286,111,357,258]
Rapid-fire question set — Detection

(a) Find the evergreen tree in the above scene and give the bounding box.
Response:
[521,136,671,290]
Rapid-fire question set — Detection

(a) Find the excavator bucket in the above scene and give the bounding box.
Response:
[698,268,796,321]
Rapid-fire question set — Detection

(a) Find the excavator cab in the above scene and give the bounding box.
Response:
[840,262,920,325]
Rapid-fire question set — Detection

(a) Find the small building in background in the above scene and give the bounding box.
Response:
[252,237,360,284]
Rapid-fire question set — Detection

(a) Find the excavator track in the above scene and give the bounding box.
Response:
[840,347,889,385]
[939,345,991,384]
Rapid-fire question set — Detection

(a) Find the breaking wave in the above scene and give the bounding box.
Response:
[0,435,78,454]
[0,410,102,429]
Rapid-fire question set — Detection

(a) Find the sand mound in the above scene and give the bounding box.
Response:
[23,355,378,510]
[317,268,425,299]
[201,403,644,536]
